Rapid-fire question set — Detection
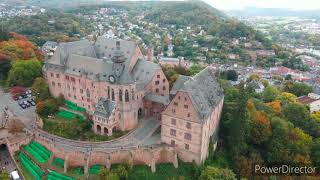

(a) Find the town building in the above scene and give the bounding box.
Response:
[43,37,224,165]
[297,93,320,113]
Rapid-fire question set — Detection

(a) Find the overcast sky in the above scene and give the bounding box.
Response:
[203,0,320,10]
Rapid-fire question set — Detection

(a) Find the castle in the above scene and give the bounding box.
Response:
[43,37,224,165]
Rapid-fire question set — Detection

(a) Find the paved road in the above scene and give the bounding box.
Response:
[0,88,161,153]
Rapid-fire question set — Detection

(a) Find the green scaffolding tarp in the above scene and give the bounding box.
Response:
[48,170,74,180]
[25,141,51,163]
[19,152,43,180]
[52,157,64,168]
[56,110,85,121]
[71,167,84,176]
[89,165,103,175]
[65,100,86,112]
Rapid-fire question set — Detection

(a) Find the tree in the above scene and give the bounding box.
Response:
[220,70,238,81]
[311,138,320,169]
[198,166,236,180]
[283,82,312,97]
[266,117,291,164]
[248,73,260,82]
[276,92,297,105]
[262,86,280,102]
[0,170,10,180]
[250,111,272,144]
[36,98,59,117]
[6,59,42,87]
[189,65,204,76]
[31,77,50,102]
[222,83,251,158]
[265,100,282,114]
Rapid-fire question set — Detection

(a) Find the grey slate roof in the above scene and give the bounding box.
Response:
[94,97,116,118]
[173,67,224,120]
[131,59,161,90]
[144,93,170,105]
[170,75,191,95]
[45,37,161,88]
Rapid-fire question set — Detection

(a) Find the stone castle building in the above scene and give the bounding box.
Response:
[43,37,224,165]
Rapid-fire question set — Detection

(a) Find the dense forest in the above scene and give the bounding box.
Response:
[0,9,91,46]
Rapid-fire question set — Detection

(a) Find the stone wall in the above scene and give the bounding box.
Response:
[34,135,178,174]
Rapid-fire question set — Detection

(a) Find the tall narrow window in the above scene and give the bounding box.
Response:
[125,89,129,102]
[107,87,110,99]
[119,89,123,101]
[111,89,115,101]
[131,89,134,100]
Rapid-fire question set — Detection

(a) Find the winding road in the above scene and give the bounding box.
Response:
[0,88,161,153]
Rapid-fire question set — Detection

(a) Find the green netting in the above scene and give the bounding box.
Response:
[65,100,86,112]
[48,170,74,180]
[31,141,51,158]
[25,145,46,163]
[52,157,64,168]
[56,110,85,121]
[19,152,43,180]
[89,165,103,175]
[25,141,51,163]
[71,167,84,176]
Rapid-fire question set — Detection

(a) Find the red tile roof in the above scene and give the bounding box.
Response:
[297,96,318,104]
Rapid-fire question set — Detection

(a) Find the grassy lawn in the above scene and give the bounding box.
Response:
[43,117,127,141]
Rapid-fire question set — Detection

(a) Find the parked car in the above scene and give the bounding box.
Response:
[31,101,36,106]
[20,104,26,109]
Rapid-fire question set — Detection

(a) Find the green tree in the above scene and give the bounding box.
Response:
[189,65,204,76]
[0,170,10,180]
[7,59,42,87]
[266,117,291,164]
[283,82,312,97]
[221,83,250,158]
[311,138,320,169]
[276,92,297,104]
[198,166,236,180]
[262,86,280,102]
[32,77,50,102]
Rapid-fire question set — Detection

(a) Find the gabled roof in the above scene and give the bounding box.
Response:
[170,75,191,95]
[131,59,161,90]
[94,97,116,118]
[172,67,224,120]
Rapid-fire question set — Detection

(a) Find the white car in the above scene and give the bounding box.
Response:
[10,170,21,180]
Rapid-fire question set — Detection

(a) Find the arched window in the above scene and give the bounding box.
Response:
[111,88,115,101]
[125,89,129,102]
[119,89,123,101]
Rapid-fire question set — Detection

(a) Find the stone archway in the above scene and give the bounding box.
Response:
[97,125,101,134]
[104,127,108,135]
[138,108,143,119]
